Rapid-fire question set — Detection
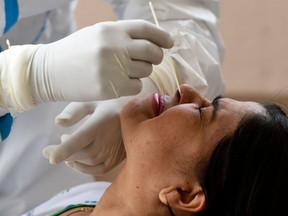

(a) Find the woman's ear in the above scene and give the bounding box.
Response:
[159,183,206,213]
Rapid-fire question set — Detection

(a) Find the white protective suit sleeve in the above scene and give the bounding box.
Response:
[0,20,173,116]
[42,0,225,175]
[0,0,72,36]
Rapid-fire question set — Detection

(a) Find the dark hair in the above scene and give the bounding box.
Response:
[199,103,288,216]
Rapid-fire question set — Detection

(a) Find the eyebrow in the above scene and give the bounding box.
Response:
[211,95,222,121]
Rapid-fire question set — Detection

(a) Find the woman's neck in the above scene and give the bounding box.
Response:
[90,163,168,216]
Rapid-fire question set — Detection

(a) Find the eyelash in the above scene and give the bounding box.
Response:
[199,107,204,119]
[199,95,222,119]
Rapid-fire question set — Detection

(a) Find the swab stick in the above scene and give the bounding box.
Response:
[149,1,182,95]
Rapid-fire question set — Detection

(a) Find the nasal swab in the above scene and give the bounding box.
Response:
[149,1,159,27]
[148,1,182,95]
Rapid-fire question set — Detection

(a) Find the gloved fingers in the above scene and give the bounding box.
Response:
[126,61,152,78]
[42,145,58,161]
[64,139,108,162]
[65,160,116,175]
[110,78,143,97]
[60,134,70,142]
[80,139,126,167]
[44,116,104,164]
[124,20,174,49]
[75,144,114,165]
[127,39,164,65]
[55,102,96,127]
[58,133,98,161]
[65,138,125,174]
[103,142,126,168]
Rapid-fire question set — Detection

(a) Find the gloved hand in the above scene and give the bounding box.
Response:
[0,20,173,115]
[42,97,131,175]
[31,19,174,102]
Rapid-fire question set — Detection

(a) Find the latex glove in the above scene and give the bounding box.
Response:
[32,19,173,102]
[0,20,173,115]
[42,97,131,175]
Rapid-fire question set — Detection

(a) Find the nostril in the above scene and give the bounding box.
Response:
[176,89,181,103]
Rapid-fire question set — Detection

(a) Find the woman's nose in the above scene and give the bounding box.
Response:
[179,84,210,106]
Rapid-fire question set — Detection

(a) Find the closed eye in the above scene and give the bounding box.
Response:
[212,95,222,108]
[211,95,222,121]
[199,95,222,120]
[199,107,204,119]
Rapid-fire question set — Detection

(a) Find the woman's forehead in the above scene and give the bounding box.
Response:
[220,98,265,115]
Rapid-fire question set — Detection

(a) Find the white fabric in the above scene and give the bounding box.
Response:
[159,19,225,100]
[0,2,77,47]
[105,0,128,19]
[107,0,225,99]
[0,1,94,216]
[17,0,71,19]
[150,51,181,97]
[0,103,94,216]
[22,182,110,216]
[0,0,72,37]
[0,1,5,35]
[123,0,225,100]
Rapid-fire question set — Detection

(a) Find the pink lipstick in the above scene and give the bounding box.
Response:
[152,93,164,116]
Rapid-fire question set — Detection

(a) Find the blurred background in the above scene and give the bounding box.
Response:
[74,0,288,103]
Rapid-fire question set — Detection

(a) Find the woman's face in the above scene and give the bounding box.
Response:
[120,84,265,175]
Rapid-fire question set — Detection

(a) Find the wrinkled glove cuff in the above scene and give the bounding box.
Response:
[0,44,40,116]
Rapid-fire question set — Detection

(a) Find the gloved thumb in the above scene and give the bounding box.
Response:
[42,145,59,164]
[42,134,71,164]
[56,102,95,127]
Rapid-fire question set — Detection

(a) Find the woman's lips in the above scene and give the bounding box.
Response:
[152,93,164,116]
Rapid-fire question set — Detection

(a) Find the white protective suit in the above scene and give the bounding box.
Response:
[0,0,225,215]
[0,1,92,216]
[108,0,225,100]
